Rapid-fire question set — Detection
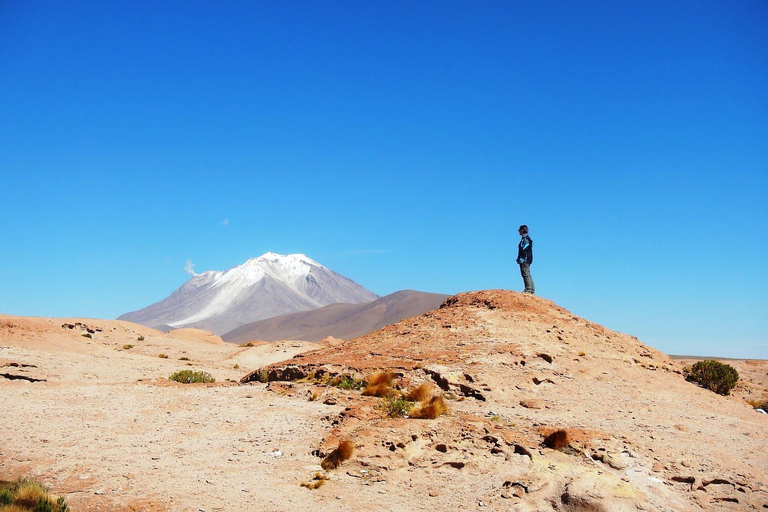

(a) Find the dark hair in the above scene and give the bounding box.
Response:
[518,225,528,234]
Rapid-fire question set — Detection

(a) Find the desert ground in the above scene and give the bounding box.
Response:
[1,290,766,511]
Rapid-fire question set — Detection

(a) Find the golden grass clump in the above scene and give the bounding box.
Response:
[321,440,355,470]
[362,371,395,397]
[410,395,448,419]
[0,478,69,512]
[300,472,328,490]
[1,505,31,512]
[543,429,570,450]
[11,481,49,509]
[405,383,433,402]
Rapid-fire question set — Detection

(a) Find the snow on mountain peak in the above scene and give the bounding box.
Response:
[118,252,378,334]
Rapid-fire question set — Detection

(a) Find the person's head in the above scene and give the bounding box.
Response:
[518,225,529,235]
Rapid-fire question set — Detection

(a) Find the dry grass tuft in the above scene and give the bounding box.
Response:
[1,504,31,512]
[300,472,328,490]
[12,481,49,508]
[1,478,69,512]
[543,429,570,450]
[321,440,355,470]
[410,395,448,419]
[362,371,395,397]
[405,383,433,402]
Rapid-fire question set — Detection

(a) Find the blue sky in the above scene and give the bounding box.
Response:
[1,1,766,358]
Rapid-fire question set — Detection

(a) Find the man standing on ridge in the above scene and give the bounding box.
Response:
[517,225,535,294]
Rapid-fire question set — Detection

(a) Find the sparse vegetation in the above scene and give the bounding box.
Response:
[746,399,768,412]
[379,396,413,418]
[362,371,395,397]
[254,368,269,383]
[405,383,432,402]
[0,478,69,512]
[122,344,133,350]
[81,333,91,339]
[179,356,190,361]
[169,370,215,384]
[245,342,254,347]
[308,390,320,401]
[684,360,739,396]
[409,395,448,419]
[137,335,144,341]
[233,363,240,369]
[300,472,328,489]
[321,440,355,470]
[329,375,364,391]
[158,353,168,359]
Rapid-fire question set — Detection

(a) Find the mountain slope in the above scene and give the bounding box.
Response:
[118,253,378,334]
[223,290,449,343]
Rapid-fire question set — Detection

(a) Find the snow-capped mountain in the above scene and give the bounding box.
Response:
[118,253,379,334]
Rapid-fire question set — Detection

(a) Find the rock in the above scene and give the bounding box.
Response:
[519,399,544,409]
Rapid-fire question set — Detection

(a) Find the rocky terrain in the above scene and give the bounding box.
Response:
[1,290,766,511]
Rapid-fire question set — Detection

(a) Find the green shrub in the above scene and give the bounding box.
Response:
[253,368,269,383]
[684,360,739,396]
[169,370,215,384]
[379,396,413,418]
[330,375,364,390]
[0,488,12,506]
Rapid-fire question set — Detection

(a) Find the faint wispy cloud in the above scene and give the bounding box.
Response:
[184,259,197,276]
[221,218,230,226]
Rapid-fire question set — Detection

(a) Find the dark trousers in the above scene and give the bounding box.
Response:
[519,263,535,294]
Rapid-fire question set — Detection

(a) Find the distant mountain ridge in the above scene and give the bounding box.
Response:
[118,253,378,334]
[223,290,450,344]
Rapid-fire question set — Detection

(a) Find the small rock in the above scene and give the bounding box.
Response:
[519,399,544,409]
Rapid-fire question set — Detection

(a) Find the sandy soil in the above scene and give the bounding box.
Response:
[1,292,766,511]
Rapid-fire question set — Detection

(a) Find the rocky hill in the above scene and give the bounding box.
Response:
[1,291,766,511]
[243,289,768,511]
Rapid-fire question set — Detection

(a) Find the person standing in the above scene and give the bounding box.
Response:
[517,225,535,294]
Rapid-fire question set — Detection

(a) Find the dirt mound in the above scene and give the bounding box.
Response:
[2,292,766,511]
[239,289,767,511]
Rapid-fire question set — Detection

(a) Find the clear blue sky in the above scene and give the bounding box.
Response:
[1,1,766,358]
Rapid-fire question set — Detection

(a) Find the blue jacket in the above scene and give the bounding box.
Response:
[517,235,533,265]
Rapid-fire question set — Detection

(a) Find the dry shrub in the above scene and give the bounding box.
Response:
[12,481,49,508]
[405,383,432,402]
[300,472,328,490]
[321,440,355,470]
[362,371,394,397]
[308,390,320,402]
[410,395,448,419]
[2,505,30,512]
[543,429,570,450]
